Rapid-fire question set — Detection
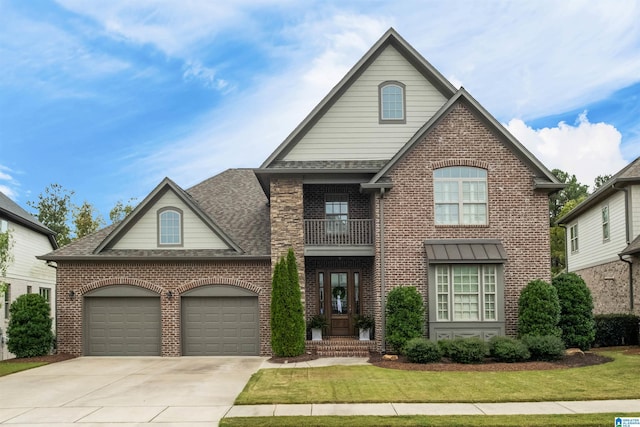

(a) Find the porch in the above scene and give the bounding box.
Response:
[305,336,376,357]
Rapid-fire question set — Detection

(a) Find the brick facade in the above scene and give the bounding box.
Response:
[575,259,640,315]
[55,260,272,356]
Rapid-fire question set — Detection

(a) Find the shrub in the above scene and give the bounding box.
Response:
[270,249,306,357]
[447,338,488,364]
[552,272,595,350]
[594,314,640,347]
[405,338,442,364]
[521,335,565,361]
[437,339,454,358]
[6,294,54,358]
[489,336,530,363]
[517,280,561,338]
[385,286,424,354]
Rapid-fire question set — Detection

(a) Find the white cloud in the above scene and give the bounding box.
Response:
[506,113,628,189]
[0,185,16,200]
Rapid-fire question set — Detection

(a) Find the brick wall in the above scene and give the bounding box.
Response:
[303,184,372,219]
[55,260,272,356]
[574,259,634,314]
[372,102,551,344]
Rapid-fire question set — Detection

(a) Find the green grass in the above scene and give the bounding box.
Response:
[0,361,47,377]
[221,413,640,427]
[236,350,640,405]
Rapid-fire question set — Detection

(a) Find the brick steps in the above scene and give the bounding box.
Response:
[306,336,375,357]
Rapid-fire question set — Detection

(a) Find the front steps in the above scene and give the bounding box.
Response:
[306,336,376,357]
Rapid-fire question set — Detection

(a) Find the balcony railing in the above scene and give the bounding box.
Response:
[304,219,374,246]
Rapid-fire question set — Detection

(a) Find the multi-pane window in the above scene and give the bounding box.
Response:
[435,265,497,321]
[434,167,488,225]
[570,224,579,253]
[158,208,182,245]
[602,206,610,241]
[325,195,348,234]
[379,82,405,122]
[39,287,51,304]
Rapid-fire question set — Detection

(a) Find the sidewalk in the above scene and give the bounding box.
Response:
[227,357,640,419]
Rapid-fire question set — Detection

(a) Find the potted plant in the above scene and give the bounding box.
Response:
[354,314,375,341]
[308,314,328,341]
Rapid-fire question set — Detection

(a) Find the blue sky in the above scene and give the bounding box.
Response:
[1,0,639,222]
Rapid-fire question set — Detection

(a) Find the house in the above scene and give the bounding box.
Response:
[558,157,640,315]
[40,28,562,357]
[0,191,58,360]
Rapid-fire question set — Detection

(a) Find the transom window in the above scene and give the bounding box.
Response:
[435,265,497,321]
[602,206,610,241]
[379,81,406,123]
[325,194,348,234]
[434,167,487,225]
[570,224,579,253]
[158,208,182,246]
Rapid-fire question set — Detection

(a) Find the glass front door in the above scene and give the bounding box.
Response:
[321,270,360,336]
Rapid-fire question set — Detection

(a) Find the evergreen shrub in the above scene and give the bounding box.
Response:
[385,286,424,354]
[594,314,640,347]
[521,334,565,361]
[517,279,561,338]
[7,294,54,358]
[447,338,487,364]
[404,338,442,364]
[552,272,595,350]
[489,336,530,362]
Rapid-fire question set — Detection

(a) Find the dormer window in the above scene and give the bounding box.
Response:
[158,207,183,246]
[379,81,406,123]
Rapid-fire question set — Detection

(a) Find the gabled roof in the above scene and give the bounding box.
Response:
[0,191,57,249]
[260,28,457,168]
[39,170,270,261]
[558,156,640,224]
[621,233,640,256]
[364,88,563,191]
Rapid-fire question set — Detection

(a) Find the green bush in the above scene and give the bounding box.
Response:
[404,338,442,364]
[594,314,640,347]
[552,272,595,350]
[385,286,424,354]
[521,334,565,361]
[6,294,54,358]
[437,339,454,358]
[489,336,530,363]
[447,338,488,364]
[270,249,306,357]
[517,279,561,338]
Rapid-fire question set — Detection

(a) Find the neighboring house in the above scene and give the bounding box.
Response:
[0,191,58,360]
[558,157,640,315]
[40,28,562,357]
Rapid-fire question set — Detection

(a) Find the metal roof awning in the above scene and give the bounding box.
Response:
[424,239,507,263]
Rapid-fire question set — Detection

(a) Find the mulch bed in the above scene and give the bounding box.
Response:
[2,353,76,363]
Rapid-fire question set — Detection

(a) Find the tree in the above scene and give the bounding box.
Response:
[73,201,104,239]
[552,272,595,350]
[385,286,424,354]
[594,174,612,190]
[517,279,561,338]
[550,198,584,275]
[7,294,54,358]
[109,199,136,223]
[549,169,589,225]
[270,249,305,357]
[0,227,13,295]
[28,183,74,246]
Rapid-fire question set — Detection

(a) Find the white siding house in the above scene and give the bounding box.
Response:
[559,158,640,315]
[0,192,57,360]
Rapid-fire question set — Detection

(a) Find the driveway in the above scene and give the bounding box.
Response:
[0,356,267,426]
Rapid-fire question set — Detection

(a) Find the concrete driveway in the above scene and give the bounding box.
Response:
[0,356,267,426]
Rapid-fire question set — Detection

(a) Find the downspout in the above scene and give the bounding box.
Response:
[613,183,634,311]
[379,188,386,353]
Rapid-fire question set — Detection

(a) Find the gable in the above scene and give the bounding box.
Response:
[283,45,448,162]
[111,190,231,251]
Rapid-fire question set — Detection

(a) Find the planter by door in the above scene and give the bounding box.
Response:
[358,328,371,341]
[311,328,323,341]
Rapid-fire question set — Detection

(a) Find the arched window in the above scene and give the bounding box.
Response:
[379,81,405,123]
[434,166,487,225]
[158,208,182,246]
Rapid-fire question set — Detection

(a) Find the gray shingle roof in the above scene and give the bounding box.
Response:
[620,234,640,256]
[0,191,57,248]
[267,160,388,170]
[39,169,270,260]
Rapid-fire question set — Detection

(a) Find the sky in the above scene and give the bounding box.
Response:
[1,0,639,222]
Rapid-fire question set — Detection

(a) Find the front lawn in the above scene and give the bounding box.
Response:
[236,349,640,405]
[0,361,46,377]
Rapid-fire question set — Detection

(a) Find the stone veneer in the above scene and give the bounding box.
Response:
[575,258,640,315]
[55,260,272,356]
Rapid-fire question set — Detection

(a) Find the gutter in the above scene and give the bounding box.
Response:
[379,188,386,353]
[36,255,272,262]
[618,254,634,312]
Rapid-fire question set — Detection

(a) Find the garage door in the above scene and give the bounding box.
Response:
[182,285,259,356]
[84,286,161,356]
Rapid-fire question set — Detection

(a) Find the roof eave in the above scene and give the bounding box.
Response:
[37,254,271,262]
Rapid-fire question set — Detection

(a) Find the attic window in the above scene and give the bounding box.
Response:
[158,207,183,246]
[379,81,406,123]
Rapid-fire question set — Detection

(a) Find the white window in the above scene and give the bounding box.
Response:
[158,208,182,246]
[570,224,579,253]
[379,82,405,123]
[435,265,497,321]
[602,206,610,241]
[434,167,488,225]
[325,194,348,234]
[0,219,7,233]
[39,287,51,304]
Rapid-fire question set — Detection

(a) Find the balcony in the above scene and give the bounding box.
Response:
[303,219,374,256]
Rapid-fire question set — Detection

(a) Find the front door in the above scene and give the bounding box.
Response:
[322,270,360,336]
